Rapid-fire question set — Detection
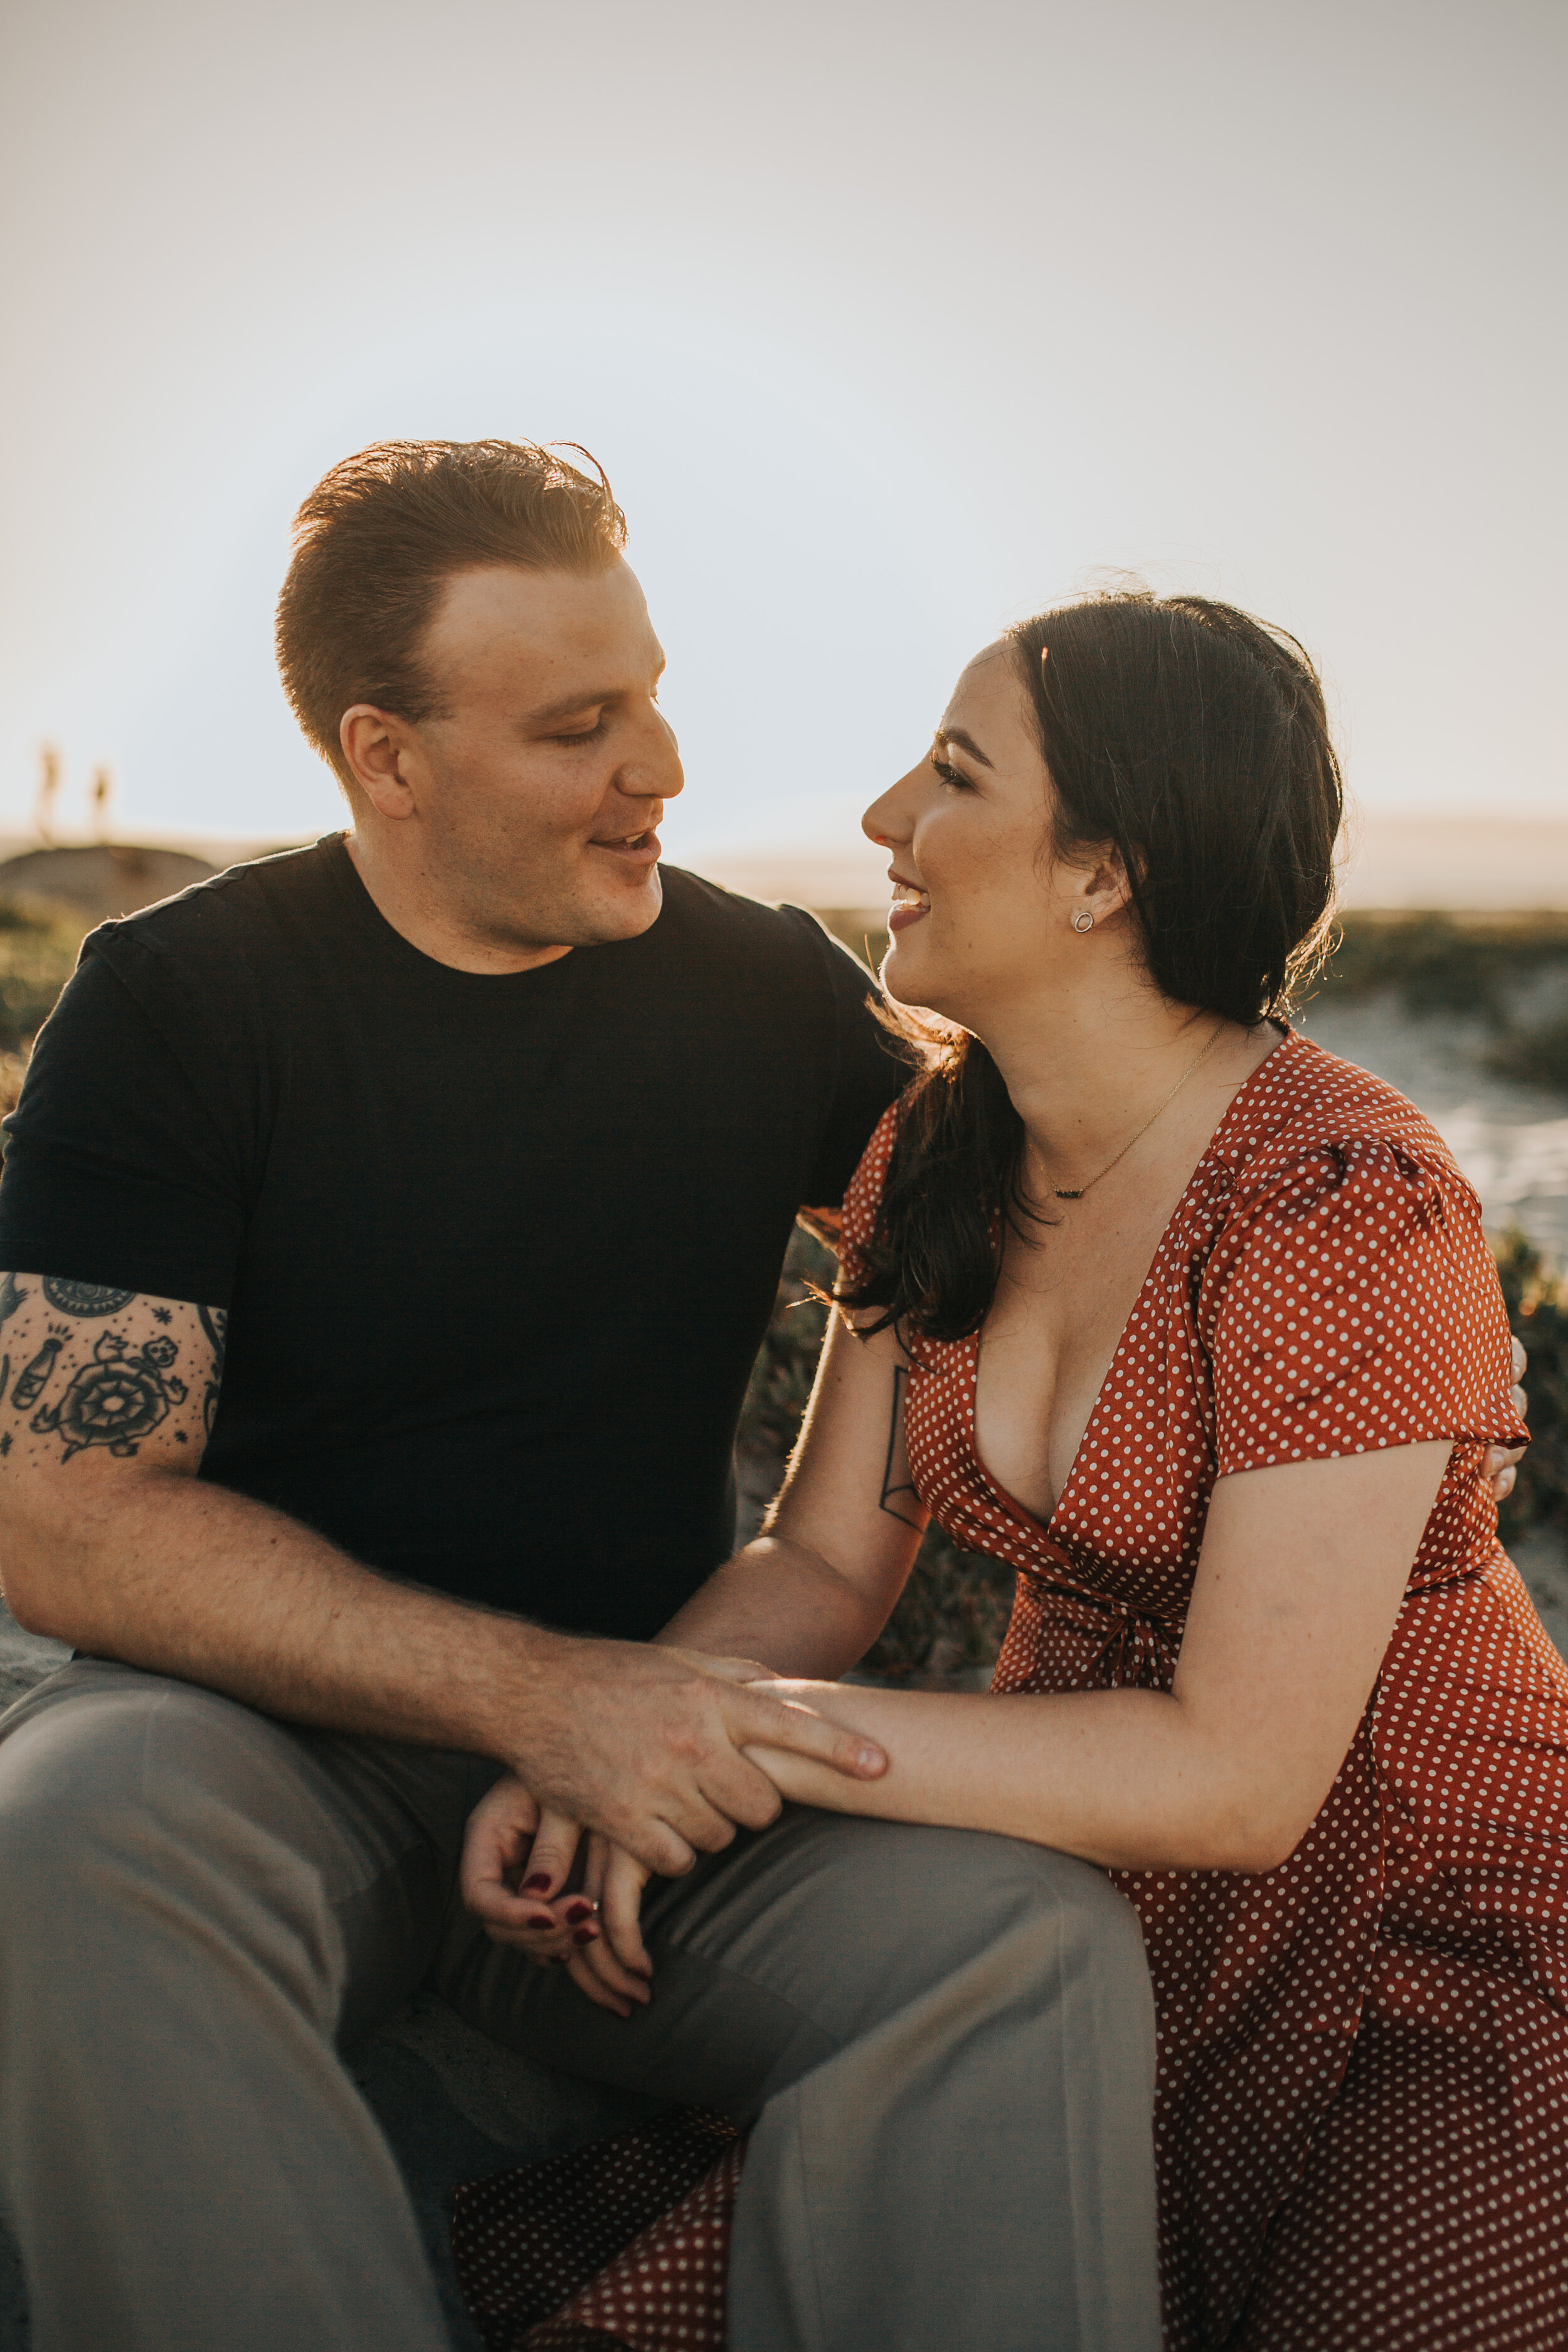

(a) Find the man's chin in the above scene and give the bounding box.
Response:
[572,859,665,945]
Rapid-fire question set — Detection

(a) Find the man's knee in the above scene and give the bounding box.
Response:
[768,1809,1138,1947]
[867,1818,1149,1993]
[0,1674,167,1909]
[0,1669,341,1998]
[694,1810,1152,2044]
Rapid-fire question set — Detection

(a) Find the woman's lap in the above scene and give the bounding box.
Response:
[1232,1981,1568,2351]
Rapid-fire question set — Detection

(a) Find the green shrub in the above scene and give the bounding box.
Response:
[1488,1017,1568,1096]
[1493,1229,1568,1538]
[1305,911,1568,1096]
[0,896,85,1056]
[1308,911,1568,1020]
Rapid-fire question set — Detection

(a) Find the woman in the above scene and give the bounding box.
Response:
[464,593,1562,2350]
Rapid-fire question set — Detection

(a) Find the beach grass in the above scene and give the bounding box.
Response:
[0,898,86,1055]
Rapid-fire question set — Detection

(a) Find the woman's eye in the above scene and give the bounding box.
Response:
[933,758,972,790]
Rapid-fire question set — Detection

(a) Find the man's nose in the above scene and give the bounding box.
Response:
[620,716,684,802]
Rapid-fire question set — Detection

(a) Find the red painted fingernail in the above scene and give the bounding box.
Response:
[527,1914,555,1932]
[565,1900,594,1924]
[573,1925,599,1945]
[522,1873,552,1894]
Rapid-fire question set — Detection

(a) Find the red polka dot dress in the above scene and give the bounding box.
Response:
[458,1029,1564,2352]
[839,1027,1564,2352]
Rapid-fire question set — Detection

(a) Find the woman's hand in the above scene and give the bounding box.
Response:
[1483,1336,1529,1503]
[459,1776,612,1975]
[559,1836,656,2016]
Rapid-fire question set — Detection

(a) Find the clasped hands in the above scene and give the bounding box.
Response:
[459,1642,882,2019]
[460,1365,1530,2019]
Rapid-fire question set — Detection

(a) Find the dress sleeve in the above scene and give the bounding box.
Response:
[835,1099,904,1291]
[1199,1135,1527,1477]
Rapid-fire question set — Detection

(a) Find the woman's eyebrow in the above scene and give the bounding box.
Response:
[936,726,994,771]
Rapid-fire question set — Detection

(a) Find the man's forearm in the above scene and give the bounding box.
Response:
[659,1533,889,1679]
[3,1463,560,1761]
[3,1461,891,1873]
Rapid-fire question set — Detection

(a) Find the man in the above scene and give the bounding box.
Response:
[0,438,1166,2350]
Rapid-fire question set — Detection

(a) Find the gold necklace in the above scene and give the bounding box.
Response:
[1047,1022,1226,1201]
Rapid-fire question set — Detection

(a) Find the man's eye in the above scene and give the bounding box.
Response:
[552,719,609,745]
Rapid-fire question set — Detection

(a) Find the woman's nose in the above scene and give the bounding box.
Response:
[862,782,908,846]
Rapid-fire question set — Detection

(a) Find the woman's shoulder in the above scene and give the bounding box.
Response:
[1219,1027,1468,1188]
[1205,1027,1483,1256]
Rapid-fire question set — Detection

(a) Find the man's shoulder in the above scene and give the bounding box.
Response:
[81,837,348,982]
[655,864,847,971]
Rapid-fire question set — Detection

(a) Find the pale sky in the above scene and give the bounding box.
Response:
[1,0,1562,864]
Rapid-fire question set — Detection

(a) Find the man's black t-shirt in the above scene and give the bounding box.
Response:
[0,840,902,1638]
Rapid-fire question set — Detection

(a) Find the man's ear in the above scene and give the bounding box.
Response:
[340,705,419,818]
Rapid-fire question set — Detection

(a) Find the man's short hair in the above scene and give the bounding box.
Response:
[275,438,628,780]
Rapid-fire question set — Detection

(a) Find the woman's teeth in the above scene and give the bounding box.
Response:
[891,885,930,911]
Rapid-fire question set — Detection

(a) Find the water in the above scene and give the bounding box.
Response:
[1295,993,1568,1264]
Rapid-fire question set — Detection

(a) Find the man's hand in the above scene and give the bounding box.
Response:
[504,1637,884,1878]
[1483,1336,1529,1503]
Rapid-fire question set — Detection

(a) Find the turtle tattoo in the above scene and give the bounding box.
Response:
[31,1331,188,1461]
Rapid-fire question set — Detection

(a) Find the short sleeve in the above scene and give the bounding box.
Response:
[0,938,246,1308]
[791,914,906,1210]
[835,1099,904,1293]
[1199,1135,1527,1476]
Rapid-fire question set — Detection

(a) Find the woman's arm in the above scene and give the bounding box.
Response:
[660,1308,929,1678]
[741,1439,1451,1873]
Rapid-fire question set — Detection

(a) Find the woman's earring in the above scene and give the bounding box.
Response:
[1073,911,1094,933]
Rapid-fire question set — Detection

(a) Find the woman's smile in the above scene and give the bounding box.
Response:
[887,872,930,932]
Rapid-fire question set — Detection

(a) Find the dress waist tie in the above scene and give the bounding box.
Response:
[1016,1567,1184,1692]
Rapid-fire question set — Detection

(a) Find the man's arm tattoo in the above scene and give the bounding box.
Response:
[879,1364,924,1528]
[198,1304,226,1438]
[30,1331,187,1462]
[0,1281,215,1466]
[11,1326,72,1409]
[40,1278,138,1317]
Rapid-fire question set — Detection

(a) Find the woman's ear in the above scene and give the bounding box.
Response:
[1067,848,1135,931]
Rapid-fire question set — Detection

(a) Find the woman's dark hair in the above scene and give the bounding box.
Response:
[841,590,1343,1342]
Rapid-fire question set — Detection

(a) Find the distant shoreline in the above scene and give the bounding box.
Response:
[691,816,1568,917]
[3,811,1566,914]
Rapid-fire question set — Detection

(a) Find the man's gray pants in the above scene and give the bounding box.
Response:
[0,1660,1162,2352]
